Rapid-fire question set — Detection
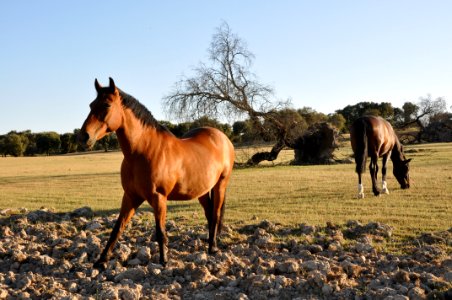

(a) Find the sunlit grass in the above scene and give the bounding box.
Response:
[1,143,451,248]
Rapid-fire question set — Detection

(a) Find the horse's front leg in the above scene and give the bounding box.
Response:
[94,194,143,270]
[381,154,389,194]
[369,156,380,196]
[149,195,169,266]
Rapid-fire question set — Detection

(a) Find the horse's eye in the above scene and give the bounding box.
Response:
[98,102,110,110]
[92,101,110,110]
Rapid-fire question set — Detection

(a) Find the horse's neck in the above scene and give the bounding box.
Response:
[115,110,160,157]
[390,139,404,163]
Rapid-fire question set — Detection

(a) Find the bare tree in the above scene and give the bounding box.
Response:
[164,22,339,165]
[164,22,287,121]
[164,22,294,165]
[399,95,447,143]
[416,95,447,127]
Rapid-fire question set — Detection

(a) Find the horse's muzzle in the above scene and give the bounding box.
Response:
[77,131,94,150]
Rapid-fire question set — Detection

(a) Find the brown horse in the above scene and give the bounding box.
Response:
[350,116,411,198]
[78,78,235,268]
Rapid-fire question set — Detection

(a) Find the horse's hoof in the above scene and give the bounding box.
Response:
[159,259,167,268]
[93,260,108,271]
[357,193,365,199]
[382,188,389,194]
[208,246,219,254]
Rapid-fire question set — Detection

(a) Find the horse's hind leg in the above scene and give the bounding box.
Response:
[94,194,143,269]
[198,192,212,230]
[381,154,389,194]
[369,156,380,196]
[357,171,364,199]
[208,178,228,254]
[353,143,366,199]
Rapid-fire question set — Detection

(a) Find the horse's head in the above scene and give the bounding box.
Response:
[393,158,412,189]
[78,78,123,149]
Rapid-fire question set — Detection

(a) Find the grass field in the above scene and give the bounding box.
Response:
[1,141,451,250]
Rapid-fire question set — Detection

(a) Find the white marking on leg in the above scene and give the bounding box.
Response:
[358,183,365,199]
[382,180,389,194]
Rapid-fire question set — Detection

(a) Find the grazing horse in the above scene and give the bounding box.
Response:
[78,78,235,268]
[350,116,411,198]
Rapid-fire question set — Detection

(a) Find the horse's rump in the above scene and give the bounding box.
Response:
[350,117,368,174]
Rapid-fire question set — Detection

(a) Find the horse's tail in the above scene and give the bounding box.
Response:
[353,118,368,174]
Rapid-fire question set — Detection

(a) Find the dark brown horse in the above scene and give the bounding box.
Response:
[78,78,235,268]
[350,116,411,198]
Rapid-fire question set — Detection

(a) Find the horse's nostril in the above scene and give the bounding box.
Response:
[77,131,90,145]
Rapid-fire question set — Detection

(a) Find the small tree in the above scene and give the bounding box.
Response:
[328,113,346,132]
[61,133,78,154]
[422,112,452,142]
[36,132,61,155]
[297,107,327,127]
[399,95,447,143]
[231,119,263,144]
[190,116,232,138]
[0,135,6,157]
[4,133,28,157]
[402,102,419,123]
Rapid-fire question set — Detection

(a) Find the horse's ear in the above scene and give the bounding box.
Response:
[94,78,102,92]
[108,77,116,93]
[405,158,412,164]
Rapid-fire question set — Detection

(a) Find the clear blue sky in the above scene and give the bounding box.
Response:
[1,1,451,134]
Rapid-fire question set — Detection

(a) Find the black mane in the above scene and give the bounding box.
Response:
[390,138,406,163]
[119,89,168,132]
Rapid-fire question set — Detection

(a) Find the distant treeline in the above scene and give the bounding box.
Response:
[0,109,343,157]
[1,100,450,157]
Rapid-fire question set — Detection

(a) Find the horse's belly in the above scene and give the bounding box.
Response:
[166,183,212,200]
[167,192,198,201]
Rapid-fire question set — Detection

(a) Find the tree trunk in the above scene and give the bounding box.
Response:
[244,122,340,166]
[246,139,285,166]
[292,122,339,165]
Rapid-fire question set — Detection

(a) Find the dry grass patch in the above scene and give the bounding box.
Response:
[1,143,451,250]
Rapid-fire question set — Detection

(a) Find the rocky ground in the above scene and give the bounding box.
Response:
[0,207,451,300]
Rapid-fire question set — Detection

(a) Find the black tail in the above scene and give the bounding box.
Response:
[352,118,368,174]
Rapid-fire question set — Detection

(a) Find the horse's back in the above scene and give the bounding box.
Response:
[351,116,396,157]
[181,126,234,173]
[161,127,234,199]
[182,126,228,143]
[182,126,233,152]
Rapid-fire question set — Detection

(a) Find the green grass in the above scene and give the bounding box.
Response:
[1,143,451,246]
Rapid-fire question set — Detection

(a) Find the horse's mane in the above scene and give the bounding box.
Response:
[119,89,169,132]
[391,134,406,162]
